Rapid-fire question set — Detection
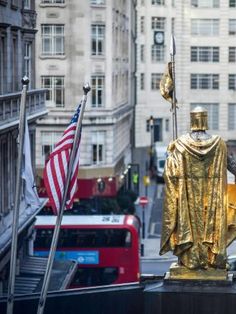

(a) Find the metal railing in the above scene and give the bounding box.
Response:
[0,89,46,126]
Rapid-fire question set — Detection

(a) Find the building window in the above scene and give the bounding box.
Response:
[229,74,236,90]
[41,24,64,55]
[0,140,8,215]
[229,47,236,62]
[228,103,236,129]
[190,103,219,130]
[41,131,62,164]
[41,0,65,3]
[140,16,145,33]
[165,119,169,132]
[91,76,105,107]
[140,73,145,90]
[191,19,219,36]
[229,0,236,7]
[140,44,145,62]
[151,17,165,30]
[229,19,236,35]
[152,0,165,5]
[11,0,18,7]
[151,45,165,62]
[191,0,219,7]
[90,0,105,4]
[0,35,6,94]
[12,36,18,92]
[41,76,65,107]
[24,42,32,86]
[92,131,105,165]
[91,25,105,56]
[191,74,219,89]
[151,73,162,90]
[191,47,219,62]
[24,0,31,8]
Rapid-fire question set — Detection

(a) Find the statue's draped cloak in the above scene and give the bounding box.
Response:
[160,134,230,269]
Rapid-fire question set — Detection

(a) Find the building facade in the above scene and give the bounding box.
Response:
[35,0,136,196]
[135,0,236,156]
[0,0,47,293]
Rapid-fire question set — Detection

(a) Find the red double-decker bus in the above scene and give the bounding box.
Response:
[33,215,140,288]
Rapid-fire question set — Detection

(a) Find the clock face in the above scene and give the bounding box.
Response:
[154,31,164,45]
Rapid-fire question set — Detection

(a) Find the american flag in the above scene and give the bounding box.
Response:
[43,104,81,214]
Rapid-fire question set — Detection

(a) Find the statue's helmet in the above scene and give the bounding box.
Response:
[190,106,208,131]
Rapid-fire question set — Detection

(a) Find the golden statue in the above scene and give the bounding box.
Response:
[160,106,236,280]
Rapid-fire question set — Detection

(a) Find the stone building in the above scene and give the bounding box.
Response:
[35,0,136,197]
[0,0,47,294]
[135,0,236,157]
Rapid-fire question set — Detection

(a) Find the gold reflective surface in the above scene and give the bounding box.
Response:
[160,133,236,273]
[190,106,208,131]
[167,263,228,281]
[159,62,173,103]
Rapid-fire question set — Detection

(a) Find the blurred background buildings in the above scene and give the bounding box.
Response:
[35,0,136,197]
[135,0,236,156]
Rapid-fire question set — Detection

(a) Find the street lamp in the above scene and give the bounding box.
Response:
[149,115,154,149]
[149,116,155,178]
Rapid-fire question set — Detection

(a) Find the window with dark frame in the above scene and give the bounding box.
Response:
[41,24,65,55]
[91,24,105,56]
[151,73,162,90]
[228,103,236,130]
[91,75,105,107]
[191,47,219,62]
[191,74,219,89]
[229,74,236,90]
[229,47,236,62]
[41,76,65,107]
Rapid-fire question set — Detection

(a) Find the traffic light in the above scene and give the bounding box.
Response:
[132,172,139,185]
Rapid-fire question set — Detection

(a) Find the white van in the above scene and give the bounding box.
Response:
[154,144,168,178]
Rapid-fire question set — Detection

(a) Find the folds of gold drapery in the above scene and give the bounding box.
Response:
[160,134,231,269]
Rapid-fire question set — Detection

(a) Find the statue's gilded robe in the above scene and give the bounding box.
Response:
[160,134,230,269]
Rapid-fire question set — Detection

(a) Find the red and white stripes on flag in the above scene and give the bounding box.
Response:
[43,104,81,214]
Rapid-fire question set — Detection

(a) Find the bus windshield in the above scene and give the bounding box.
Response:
[35,228,132,249]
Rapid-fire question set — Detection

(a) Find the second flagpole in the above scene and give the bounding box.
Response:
[36,84,90,314]
[170,34,178,140]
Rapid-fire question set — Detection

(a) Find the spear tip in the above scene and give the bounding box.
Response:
[170,34,176,56]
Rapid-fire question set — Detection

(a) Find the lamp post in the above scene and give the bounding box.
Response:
[149,116,155,178]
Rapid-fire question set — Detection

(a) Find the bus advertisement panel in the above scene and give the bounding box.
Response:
[33,215,140,288]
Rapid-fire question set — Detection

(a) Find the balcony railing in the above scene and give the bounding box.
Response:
[0,89,47,127]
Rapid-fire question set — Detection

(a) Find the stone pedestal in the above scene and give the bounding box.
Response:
[144,274,236,314]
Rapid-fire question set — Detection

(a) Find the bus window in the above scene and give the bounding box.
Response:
[34,228,132,249]
[34,229,53,249]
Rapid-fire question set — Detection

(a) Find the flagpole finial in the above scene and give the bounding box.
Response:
[83,83,91,95]
[170,34,176,56]
[22,76,29,86]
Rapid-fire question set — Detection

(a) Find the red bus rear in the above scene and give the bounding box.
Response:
[33,215,140,288]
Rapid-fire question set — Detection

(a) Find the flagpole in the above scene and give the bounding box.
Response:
[36,84,90,314]
[170,34,178,140]
[7,76,29,314]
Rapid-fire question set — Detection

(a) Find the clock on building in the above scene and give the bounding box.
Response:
[154,31,164,45]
